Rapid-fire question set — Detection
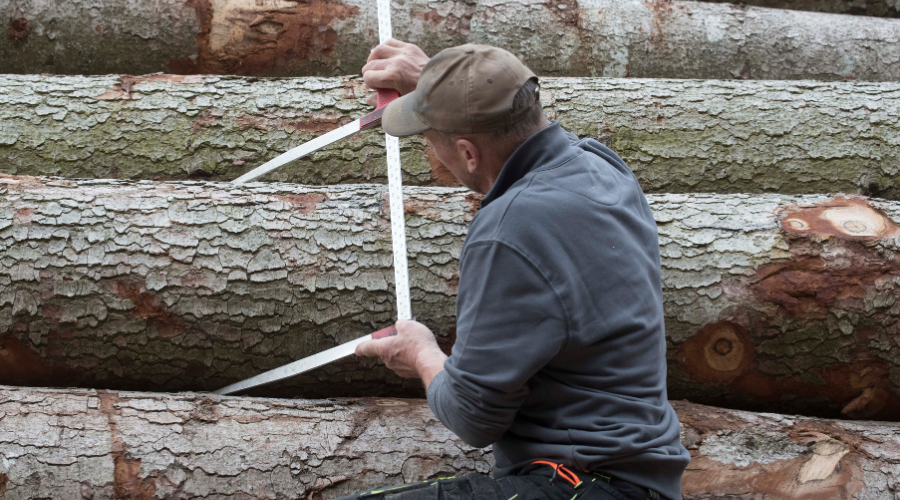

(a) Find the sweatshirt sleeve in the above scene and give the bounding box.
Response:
[427,240,569,448]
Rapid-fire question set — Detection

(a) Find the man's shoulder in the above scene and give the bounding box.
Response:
[466,139,651,251]
[463,174,586,254]
[464,185,532,247]
[463,180,551,253]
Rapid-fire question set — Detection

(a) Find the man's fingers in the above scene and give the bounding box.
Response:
[361,58,390,74]
[363,69,395,91]
[367,43,403,63]
[355,339,384,358]
[366,93,377,107]
[384,38,406,48]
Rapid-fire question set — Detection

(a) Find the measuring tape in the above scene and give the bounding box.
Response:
[376,0,412,321]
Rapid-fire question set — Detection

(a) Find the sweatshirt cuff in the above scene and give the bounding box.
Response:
[426,369,497,449]
[426,368,449,419]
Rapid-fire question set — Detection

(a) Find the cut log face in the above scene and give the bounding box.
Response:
[696,0,900,17]
[1,176,900,419]
[3,0,900,81]
[3,75,900,199]
[0,387,897,500]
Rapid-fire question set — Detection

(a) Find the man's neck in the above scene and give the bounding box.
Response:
[478,161,504,194]
[478,121,549,194]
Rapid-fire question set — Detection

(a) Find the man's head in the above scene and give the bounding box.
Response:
[382,44,548,193]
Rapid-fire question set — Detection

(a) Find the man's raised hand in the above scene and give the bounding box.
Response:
[355,320,447,388]
[362,39,429,107]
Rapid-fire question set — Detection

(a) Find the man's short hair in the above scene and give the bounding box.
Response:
[437,78,546,149]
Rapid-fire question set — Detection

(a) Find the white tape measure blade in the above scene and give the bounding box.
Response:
[376,0,411,321]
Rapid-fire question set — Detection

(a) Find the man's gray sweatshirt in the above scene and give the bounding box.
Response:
[427,121,690,500]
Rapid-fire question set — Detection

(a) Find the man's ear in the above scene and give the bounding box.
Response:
[455,139,480,175]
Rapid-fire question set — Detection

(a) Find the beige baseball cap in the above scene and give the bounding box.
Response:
[382,44,538,137]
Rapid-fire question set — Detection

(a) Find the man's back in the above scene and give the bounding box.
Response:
[427,122,690,500]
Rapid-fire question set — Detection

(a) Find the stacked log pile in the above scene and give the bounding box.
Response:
[1,0,900,498]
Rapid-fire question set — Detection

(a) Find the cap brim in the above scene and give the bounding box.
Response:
[382,91,431,137]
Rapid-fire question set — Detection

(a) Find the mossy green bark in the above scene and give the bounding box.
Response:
[2,75,899,198]
[0,0,202,75]
[542,78,900,199]
[0,75,437,186]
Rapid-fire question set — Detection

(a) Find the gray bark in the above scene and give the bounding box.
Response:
[697,0,900,18]
[3,75,900,199]
[0,388,493,500]
[2,0,900,81]
[2,177,900,420]
[0,386,898,500]
[0,178,471,399]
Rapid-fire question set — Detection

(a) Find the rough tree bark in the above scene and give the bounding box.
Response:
[0,388,494,500]
[0,177,472,399]
[1,387,899,500]
[696,0,900,18]
[3,0,900,81]
[3,75,900,199]
[2,176,900,420]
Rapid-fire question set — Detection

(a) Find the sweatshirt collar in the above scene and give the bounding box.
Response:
[480,121,573,208]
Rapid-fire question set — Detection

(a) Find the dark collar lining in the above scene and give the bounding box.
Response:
[480,121,575,208]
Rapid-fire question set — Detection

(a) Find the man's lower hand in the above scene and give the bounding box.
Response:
[362,39,429,107]
[356,320,447,388]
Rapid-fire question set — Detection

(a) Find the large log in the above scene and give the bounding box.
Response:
[2,176,900,419]
[3,0,900,81]
[0,177,472,399]
[0,388,493,499]
[697,0,900,18]
[4,75,900,199]
[1,387,898,500]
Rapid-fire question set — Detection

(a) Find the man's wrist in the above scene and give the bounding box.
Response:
[416,346,448,389]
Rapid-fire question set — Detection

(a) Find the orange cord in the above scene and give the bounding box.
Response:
[530,461,580,487]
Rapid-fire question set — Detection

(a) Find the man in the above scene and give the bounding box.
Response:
[347,40,690,500]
